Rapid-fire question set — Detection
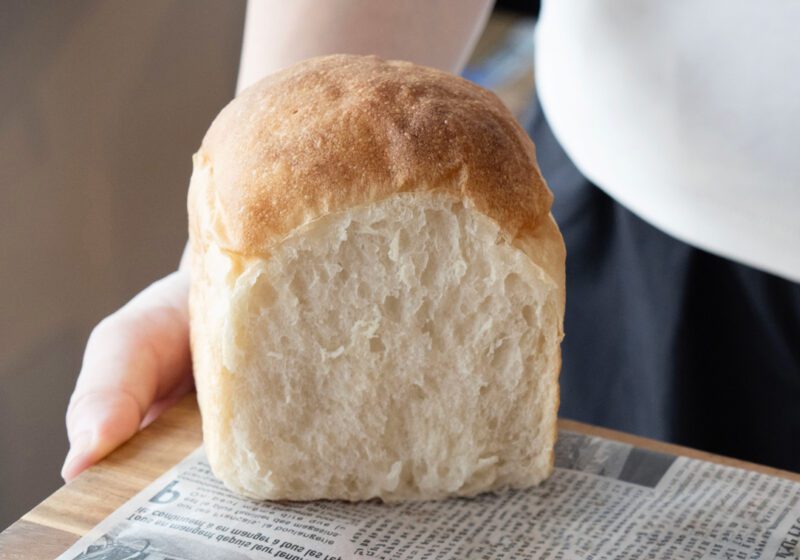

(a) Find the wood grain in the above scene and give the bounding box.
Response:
[0,393,797,558]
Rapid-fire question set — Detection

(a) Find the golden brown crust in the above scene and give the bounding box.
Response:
[193,54,554,256]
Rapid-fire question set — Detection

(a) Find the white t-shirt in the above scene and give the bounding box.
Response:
[535,1,800,281]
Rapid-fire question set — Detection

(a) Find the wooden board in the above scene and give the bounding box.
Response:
[1,393,797,558]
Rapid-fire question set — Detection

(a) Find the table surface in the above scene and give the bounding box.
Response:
[1,394,798,559]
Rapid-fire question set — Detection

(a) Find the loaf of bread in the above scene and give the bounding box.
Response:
[188,55,565,502]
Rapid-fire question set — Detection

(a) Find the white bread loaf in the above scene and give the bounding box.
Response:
[188,55,565,502]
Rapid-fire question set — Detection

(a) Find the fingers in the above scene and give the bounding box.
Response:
[62,269,192,481]
[140,367,196,429]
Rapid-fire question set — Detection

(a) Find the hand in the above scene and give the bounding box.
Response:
[62,268,192,482]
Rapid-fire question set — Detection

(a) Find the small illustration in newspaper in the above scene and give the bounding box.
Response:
[555,431,676,488]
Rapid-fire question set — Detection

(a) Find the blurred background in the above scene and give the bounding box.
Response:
[0,1,537,529]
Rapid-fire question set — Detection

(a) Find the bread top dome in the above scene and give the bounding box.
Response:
[191,54,555,257]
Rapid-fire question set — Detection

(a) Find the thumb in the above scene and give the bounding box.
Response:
[62,389,143,481]
[62,270,190,481]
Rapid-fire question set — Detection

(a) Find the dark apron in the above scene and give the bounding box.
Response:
[522,101,800,472]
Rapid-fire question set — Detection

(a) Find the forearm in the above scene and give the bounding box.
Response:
[237,0,493,92]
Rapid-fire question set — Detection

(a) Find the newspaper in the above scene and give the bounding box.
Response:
[57,431,800,560]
